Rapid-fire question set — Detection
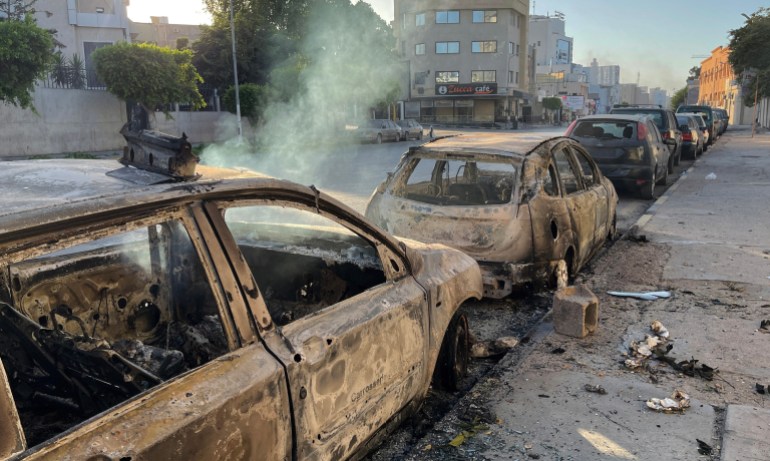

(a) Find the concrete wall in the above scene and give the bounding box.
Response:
[151,111,254,144]
[0,88,127,158]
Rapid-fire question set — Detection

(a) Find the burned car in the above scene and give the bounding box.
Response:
[365,134,618,298]
[0,132,482,460]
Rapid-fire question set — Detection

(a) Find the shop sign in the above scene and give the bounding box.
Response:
[435,83,498,96]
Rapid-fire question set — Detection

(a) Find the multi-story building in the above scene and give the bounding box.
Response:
[34,0,131,87]
[393,0,530,125]
[699,46,732,109]
[528,12,572,74]
[129,16,203,48]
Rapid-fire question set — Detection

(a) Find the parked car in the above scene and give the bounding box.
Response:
[358,119,402,143]
[676,105,717,145]
[365,134,618,298]
[565,114,673,199]
[680,112,710,150]
[675,114,704,159]
[396,119,424,140]
[715,108,729,134]
[609,104,681,172]
[0,131,482,460]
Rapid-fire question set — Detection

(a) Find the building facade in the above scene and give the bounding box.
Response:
[129,16,203,48]
[393,0,530,125]
[529,12,572,72]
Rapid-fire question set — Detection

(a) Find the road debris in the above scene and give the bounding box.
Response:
[584,384,607,395]
[696,439,713,455]
[448,419,490,447]
[756,383,767,395]
[624,321,719,381]
[646,390,690,412]
[607,290,671,301]
[759,319,770,333]
[705,172,717,180]
[470,336,519,358]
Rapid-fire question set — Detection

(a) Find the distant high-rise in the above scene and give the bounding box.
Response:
[393,0,531,125]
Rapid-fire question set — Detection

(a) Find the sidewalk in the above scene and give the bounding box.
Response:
[405,126,770,460]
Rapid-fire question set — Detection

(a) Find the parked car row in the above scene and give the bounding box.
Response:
[358,119,425,143]
[566,103,727,199]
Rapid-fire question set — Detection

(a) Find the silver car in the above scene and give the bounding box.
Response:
[396,119,424,141]
[359,119,402,143]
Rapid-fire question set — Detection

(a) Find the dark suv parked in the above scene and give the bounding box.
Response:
[566,114,673,199]
[610,104,681,174]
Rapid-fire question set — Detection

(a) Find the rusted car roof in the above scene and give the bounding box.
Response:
[411,134,567,160]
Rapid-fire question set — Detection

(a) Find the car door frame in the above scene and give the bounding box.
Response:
[202,191,433,461]
[569,143,611,251]
[0,202,294,461]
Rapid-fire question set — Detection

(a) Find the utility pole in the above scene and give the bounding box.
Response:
[229,0,243,141]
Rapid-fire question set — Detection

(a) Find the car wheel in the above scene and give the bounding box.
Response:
[608,212,618,241]
[641,169,656,199]
[403,131,409,141]
[433,312,469,391]
[656,162,668,186]
[418,131,423,140]
[376,134,382,144]
[703,142,708,152]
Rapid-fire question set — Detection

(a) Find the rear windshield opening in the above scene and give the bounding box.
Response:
[394,157,516,206]
[572,121,637,140]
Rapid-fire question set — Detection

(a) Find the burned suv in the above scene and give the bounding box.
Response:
[0,131,481,460]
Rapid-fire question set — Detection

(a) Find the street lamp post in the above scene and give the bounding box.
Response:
[229,0,242,141]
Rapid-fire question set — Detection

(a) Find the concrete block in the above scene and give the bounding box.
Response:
[553,285,599,338]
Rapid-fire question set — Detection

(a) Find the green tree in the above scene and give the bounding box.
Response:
[688,66,701,79]
[92,42,205,116]
[0,15,54,110]
[729,7,770,106]
[222,83,267,125]
[0,0,36,20]
[542,97,562,111]
[670,86,687,110]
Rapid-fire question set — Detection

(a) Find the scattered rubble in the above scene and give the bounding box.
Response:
[646,390,690,413]
[759,319,770,333]
[470,336,519,358]
[696,439,713,455]
[584,384,607,395]
[623,320,718,381]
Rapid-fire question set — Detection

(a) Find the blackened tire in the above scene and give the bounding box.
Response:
[433,313,470,391]
[641,169,656,200]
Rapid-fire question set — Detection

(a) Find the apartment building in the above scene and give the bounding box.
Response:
[393,0,530,125]
[129,16,203,48]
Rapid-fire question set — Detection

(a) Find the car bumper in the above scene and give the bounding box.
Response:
[478,259,559,299]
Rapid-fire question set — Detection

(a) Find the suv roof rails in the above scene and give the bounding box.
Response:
[612,104,663,109]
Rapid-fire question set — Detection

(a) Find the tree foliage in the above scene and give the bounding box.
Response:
[729,8,770,106]
[222,83,267,124]
[670,86,687,110]
[92,42,205,115]
[542,97,563,111]
[0,0,36,20]
[688,66,701,79]
[0,15,54,110]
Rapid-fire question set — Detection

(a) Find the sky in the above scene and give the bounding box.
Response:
[126,0,764,93]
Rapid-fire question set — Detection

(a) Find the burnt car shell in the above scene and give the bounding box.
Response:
[365,134,618,298]
[0,152,481,460]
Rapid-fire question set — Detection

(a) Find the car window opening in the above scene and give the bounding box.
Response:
[223,205,386,326]
[395,157,516,206]
[0,220,226,447]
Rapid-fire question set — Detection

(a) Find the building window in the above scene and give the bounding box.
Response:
[471,41,497,53]
[436,71,460,83]
[84,41,112,88]
[515,71,520,84]
[508,42,513,54]
[436,10,459,24]
[516,43,520,56]
[416,12,425,26]
[472,10,497,23]
[472,70,496,82]
[436,41,460,54]
[509,71,514,84]
[415,43,425,55]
